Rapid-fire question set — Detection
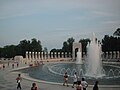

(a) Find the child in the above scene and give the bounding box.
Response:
[31,82,38,90]
[76,81,83,90]
[63,72,69,86]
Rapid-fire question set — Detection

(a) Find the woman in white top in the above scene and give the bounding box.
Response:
[72,72,78,88]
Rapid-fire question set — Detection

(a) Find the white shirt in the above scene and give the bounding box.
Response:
[81,81,88,88]
[73,74,77,82]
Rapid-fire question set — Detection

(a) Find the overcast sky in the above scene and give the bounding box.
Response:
[0,0,120,50]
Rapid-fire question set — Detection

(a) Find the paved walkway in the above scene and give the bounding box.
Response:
[0,62,120,90]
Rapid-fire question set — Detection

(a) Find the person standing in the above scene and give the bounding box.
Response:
[16,74,22,90]
[31,82,38,90]
[63,72,69,86]
[17,62,19,67]
[93,81,99,90]
[72,72,78,88]
[81,78,88,90]
[3,64,5,70]
[12,63,14,69]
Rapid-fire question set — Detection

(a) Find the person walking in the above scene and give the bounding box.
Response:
[17,62,19,67]
[93,81,99,90]
[16,74,22,90]
[31,82,38,90]
[81,78,88,90]
[72,72,78,88]
[76,81,83,90]
[63,72,69,86]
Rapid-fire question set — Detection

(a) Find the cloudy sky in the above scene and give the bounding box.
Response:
[0,0,120,50]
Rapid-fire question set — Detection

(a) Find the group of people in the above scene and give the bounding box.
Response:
[63,72,99,90]
[16,74,38,90]
[16,72,98,90]
[0,62,19,70]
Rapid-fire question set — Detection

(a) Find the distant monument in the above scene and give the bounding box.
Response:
[14,56,23,62]
[72,42,82,60]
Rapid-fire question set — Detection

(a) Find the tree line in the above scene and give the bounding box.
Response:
[51,28,120,55]
[102,35,120,52]
[0,29,120,58]
[0,38,42,58]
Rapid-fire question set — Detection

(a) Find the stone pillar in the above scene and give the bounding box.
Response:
[106,52,108,59]
[47,52,50,59]
[26,51,28,60]
[61,52,64,58]
[50,52,53,59]
[35,52,37,60]
[54,52,57,59]
[44,52,47,60]
[113,51,116,59]
[69,52,71,58]
[32,52,34,60]
[29,52,31,60]
[38,52,41,60]
[65,52,67,58]
[41,52,43,60]
[117,51,120,59]
[110,51,112,59]
[58,52,60,58]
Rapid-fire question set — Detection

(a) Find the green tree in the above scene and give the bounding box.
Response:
[31,38,42,52]
[17,38,42,57]
[113,28,120,36]
[18,39,31,57]
[62,42,68,52]
[62,37,75,52]
[2,45,16,58]
[102,35,120,52]
[0,47,3,58]
[0,38,43,58]
[79,38,90,53]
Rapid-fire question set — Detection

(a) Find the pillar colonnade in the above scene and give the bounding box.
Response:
[26,51,120,61]
[26,51,72,60]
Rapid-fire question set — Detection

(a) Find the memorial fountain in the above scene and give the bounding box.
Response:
[21,33,120,85]
[85,33,104,77]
